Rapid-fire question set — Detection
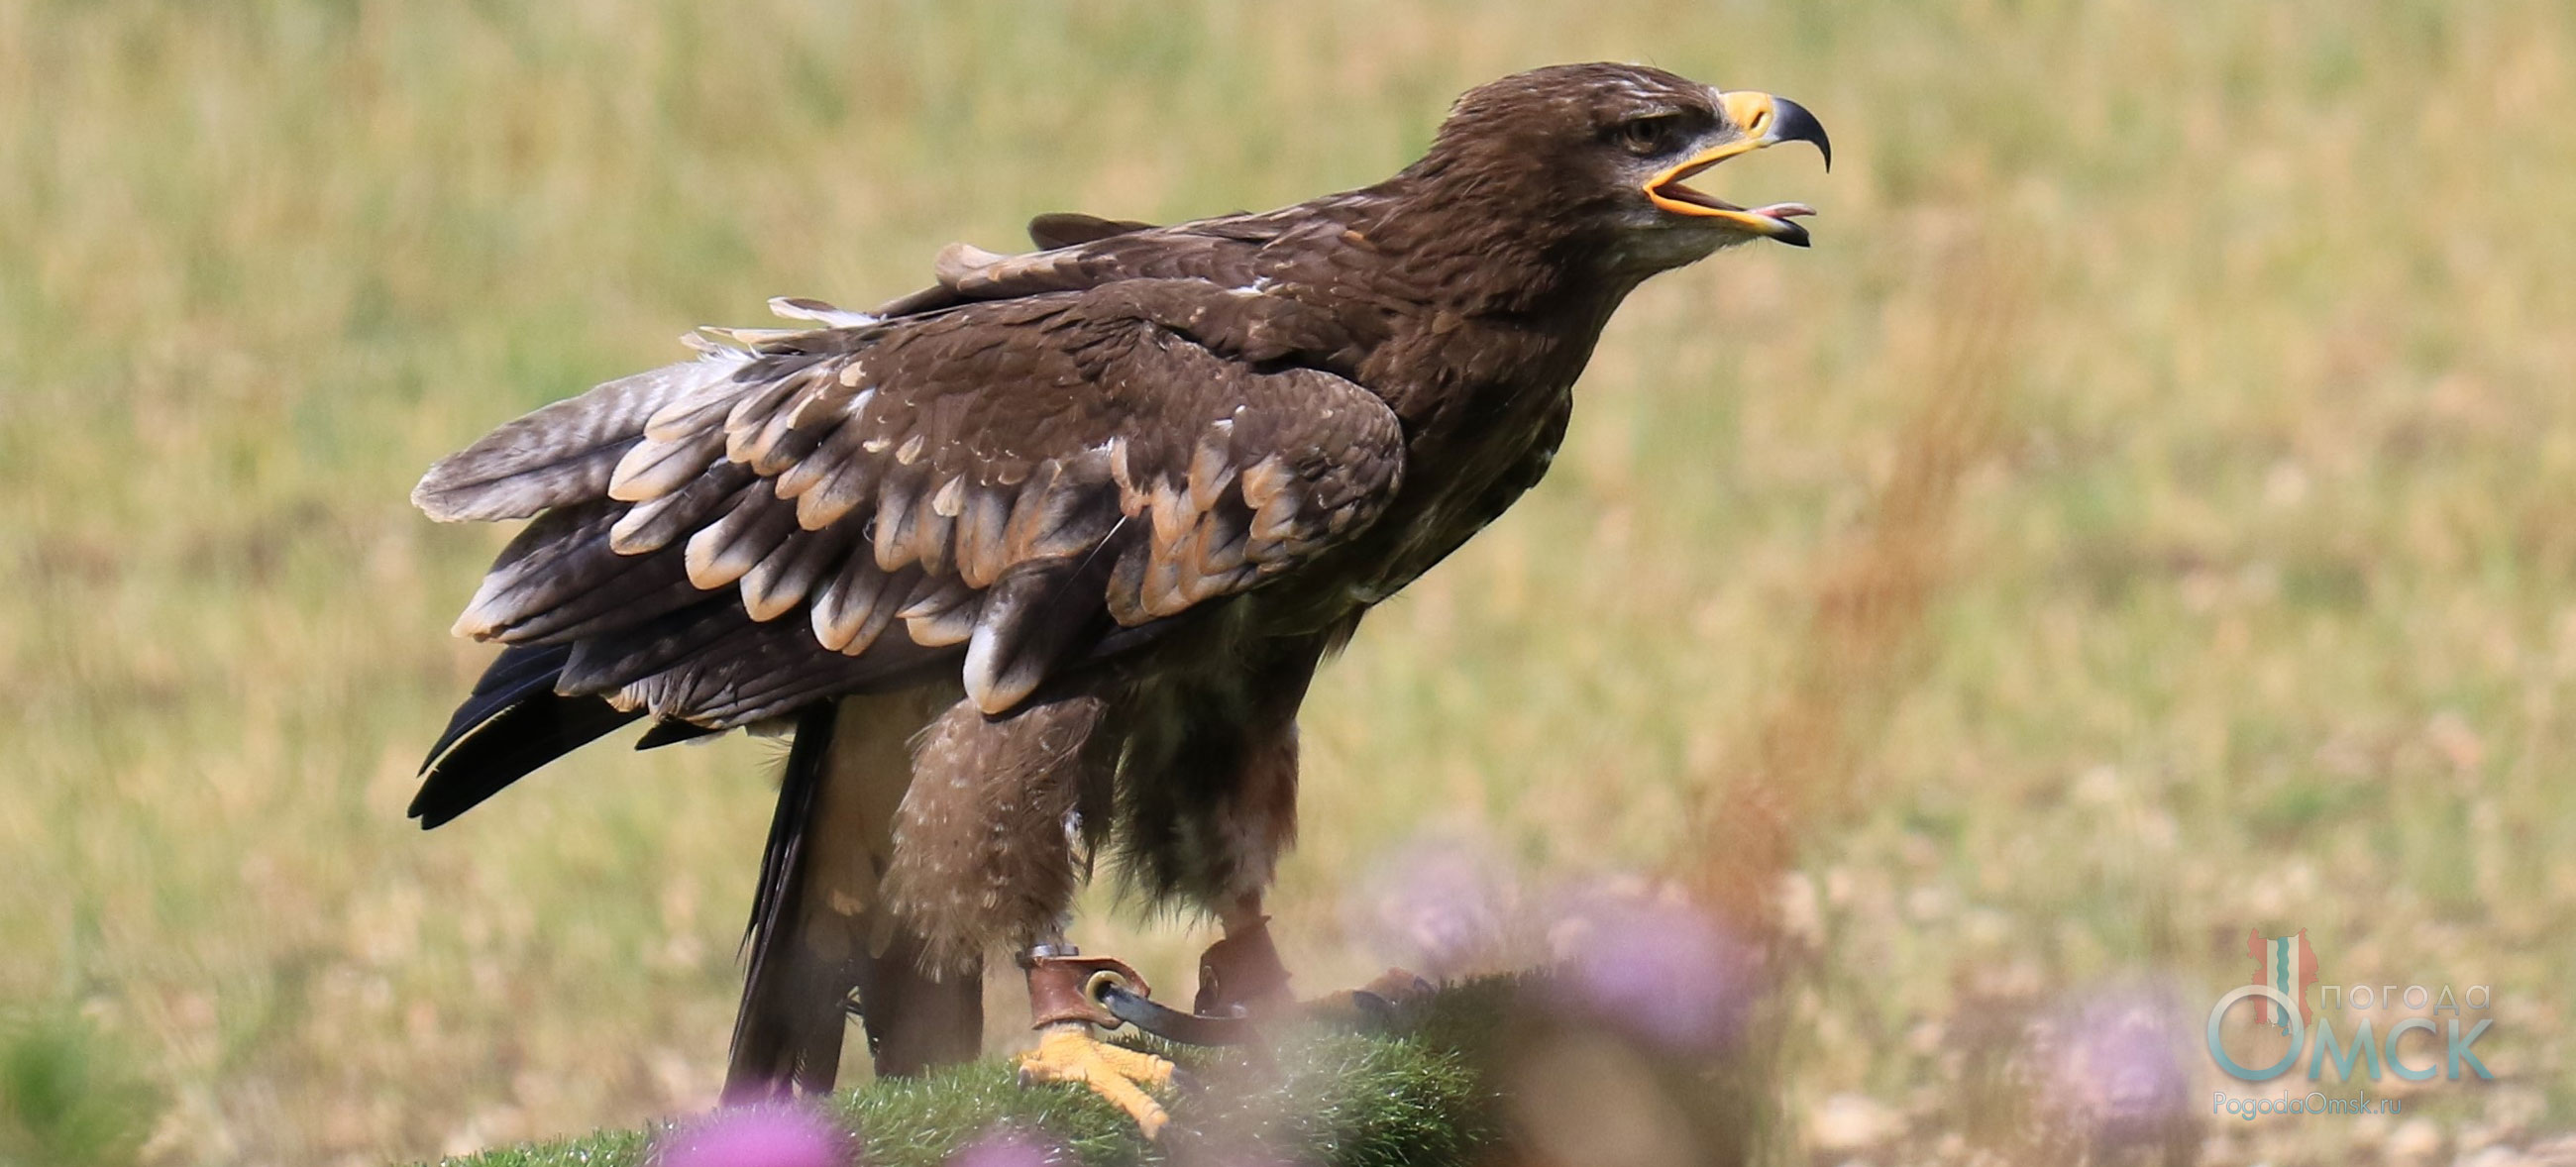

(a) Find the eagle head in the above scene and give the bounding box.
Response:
[1413,62,1831,274]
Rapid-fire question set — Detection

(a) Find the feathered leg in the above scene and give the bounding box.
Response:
[1125,638,1415,1022]
[1177,725,1300,1020]
[884,692,1181,1135]
[1113,648,1314,1018]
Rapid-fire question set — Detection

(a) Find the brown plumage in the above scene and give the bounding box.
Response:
[409,62,1828,1105]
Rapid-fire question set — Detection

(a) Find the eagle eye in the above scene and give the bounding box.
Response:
[1613,114,1688,157]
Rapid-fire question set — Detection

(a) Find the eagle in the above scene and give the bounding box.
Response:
[408,62,1827,1134]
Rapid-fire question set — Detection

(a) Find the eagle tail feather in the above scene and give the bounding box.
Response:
[726,702,852,1098]
[725,697,982,1104]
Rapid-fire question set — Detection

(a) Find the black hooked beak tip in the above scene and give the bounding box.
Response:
[1769,96,1832,171]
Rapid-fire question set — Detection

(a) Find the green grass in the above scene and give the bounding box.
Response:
[4,2,2573,1164]
[436,980,1513,1167]
[0,1009,161,1167]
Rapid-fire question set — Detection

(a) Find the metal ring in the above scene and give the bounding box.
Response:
[1083,968,1130,1005]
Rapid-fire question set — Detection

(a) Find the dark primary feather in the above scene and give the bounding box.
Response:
[410,644,641,828]
[418,642,572,766]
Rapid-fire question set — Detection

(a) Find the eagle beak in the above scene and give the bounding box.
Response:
[1645,92,1832,247]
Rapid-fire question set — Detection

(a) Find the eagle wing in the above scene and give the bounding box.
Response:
[414,277,1404,730]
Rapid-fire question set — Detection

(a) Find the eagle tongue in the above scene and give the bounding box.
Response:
[1750,202,1817,220]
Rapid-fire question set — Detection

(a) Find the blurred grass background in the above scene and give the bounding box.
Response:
[3,1,2573,1163]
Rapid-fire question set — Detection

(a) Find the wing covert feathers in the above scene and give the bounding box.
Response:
[420,276,1404,726]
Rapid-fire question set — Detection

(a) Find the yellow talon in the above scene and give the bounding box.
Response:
[1017,1022,1176,1139]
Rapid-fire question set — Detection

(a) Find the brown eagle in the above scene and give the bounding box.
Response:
[409,62,1827,1133]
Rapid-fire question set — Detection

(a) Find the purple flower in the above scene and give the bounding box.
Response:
[2034,980,2195,1145]
[1344,831,1518,979]
[656,1104,847,1167]
[1547,881,1753,1052]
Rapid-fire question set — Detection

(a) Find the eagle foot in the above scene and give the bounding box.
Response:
[1017,1023,1176,1139]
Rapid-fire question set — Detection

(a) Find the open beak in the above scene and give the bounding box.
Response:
[1645,92,1832,247]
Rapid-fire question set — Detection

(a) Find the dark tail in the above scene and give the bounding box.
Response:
[411,644,642,828]
[724,698,983,1103]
